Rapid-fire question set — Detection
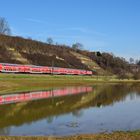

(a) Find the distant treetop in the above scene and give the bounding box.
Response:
[72,42,84,50]
[47,37,53,45]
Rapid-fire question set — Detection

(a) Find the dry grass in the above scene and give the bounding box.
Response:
[0,131,140,140]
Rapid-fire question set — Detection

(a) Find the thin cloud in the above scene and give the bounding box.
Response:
[23,18,45,24]
[56,27,106,36]
[23,18,60,26]
[50,35,81,39]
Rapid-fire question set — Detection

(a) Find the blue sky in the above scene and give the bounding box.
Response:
[0,0,140,59]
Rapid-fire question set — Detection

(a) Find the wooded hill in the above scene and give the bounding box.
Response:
[0,34,139,77]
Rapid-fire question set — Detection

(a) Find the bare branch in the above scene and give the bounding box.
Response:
[0,17,11,35]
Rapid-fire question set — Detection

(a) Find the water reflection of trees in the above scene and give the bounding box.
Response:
[0,127,10,135]
[91,84,140,108]
[0,84,140,131]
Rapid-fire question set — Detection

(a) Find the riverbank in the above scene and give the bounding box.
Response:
[0,73,140,94]
[0,131,140,140]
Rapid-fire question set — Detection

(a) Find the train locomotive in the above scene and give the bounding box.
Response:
[0,63,93,75]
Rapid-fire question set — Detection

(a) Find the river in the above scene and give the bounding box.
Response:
[0,83,140,136]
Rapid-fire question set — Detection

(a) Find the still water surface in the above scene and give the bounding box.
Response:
[0,84,140,136]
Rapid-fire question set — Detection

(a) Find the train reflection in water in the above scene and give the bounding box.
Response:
[0,86,93,105]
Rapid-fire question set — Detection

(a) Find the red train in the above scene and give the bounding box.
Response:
[0,63,92,75]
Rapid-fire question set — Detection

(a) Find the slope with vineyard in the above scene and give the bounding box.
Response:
[0,34,134,76]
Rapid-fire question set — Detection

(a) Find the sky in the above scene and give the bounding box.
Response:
[0,0,140,60]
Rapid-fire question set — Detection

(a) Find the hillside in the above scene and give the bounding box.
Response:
[0,34,136,76]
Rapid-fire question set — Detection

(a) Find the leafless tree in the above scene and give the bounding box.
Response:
[47,37,53,45]
[0,17,11,35]
[72,42,83,50]
[129,58,134,64]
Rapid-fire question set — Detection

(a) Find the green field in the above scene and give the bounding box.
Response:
[0,73,140,95]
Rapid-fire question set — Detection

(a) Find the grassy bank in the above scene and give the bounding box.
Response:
[0,73,140,95]
[0,131,140,140]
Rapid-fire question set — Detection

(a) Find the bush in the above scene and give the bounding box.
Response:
[133,72,140,80]
[118,73,131,80]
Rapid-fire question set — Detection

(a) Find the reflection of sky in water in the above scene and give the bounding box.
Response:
[0,85,140,136]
